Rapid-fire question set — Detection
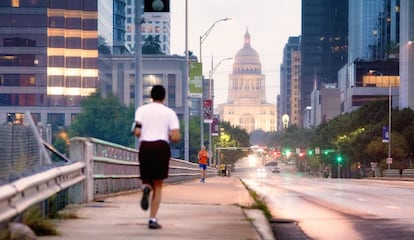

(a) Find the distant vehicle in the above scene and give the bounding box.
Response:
[271,166,280,173]
[265,161,278,167]
[287,160,295,165]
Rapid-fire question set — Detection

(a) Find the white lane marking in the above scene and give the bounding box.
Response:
[385,205,401,209]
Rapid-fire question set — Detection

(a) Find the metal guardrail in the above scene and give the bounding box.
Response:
[382,168,414,179]
[0,162,85,223]
[70,137,216,201]
[0,136,216,223]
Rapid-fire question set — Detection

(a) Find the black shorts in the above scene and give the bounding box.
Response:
[139,140,171,180]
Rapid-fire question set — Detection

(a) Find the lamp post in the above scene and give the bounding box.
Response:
[134,0,144,149]
[199,17,231,149]
[369,70,392,170]
[184,0,189,160]
[207,57,232,166]
[199,18,231,63]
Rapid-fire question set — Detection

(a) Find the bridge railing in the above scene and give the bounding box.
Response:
[0,130,216,223]
[69,137,216,202]
[0,161,85,223]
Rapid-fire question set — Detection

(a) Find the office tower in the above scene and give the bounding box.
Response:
[124,0,170,54]
[98,0,128,55]
[399,0,414,108]
[339,0,400,113]
[0,0,98,126]
[279,36,300,129]
[301,0,348,114]
[349,0,399,64]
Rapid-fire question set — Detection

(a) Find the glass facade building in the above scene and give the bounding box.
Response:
[0,0,98,126]
[399,0,414,109]
[300,0,348,114]
[279,36,300,130]
[349,0,400,64]
[124,0,170,54]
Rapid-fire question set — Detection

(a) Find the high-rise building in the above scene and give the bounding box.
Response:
[124,0,170,54]
[301,0,348,114]
[113,0,128,54]
[279,36,300,130]
[399,0,414,109]
[339,0,401,113]
[290,51,302,126]
[99,54,187,115]
[218,31,276,133]
[0,0,98,126]
[98,0,129,55]
[349,0,398,63]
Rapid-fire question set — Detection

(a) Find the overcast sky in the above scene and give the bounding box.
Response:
[169,0,301,107]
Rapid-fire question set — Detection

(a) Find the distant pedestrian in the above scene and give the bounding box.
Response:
[133,85,181,229]
[198,145,209,183]
[220,164,226,176]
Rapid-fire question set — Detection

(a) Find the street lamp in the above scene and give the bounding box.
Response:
[199,17,231,63]
[134,0,144,149]
[199,17,231,148]
[369,70,392,170]
[207,57,232,166]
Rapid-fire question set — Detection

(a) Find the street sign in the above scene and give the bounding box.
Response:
[382,126,389,143]
[386,157,392,164]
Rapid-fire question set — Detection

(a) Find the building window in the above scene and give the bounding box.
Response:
[47,113,65,127]
[168,74,176,107]
[4,37,36,47]
[12,0,19,7]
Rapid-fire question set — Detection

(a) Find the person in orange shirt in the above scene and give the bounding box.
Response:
[198,145,209,183]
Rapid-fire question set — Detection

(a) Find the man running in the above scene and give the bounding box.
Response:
[133,85,181,229]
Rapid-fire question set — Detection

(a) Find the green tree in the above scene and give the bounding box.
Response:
[212,121,249,167]
[52,129,70,159]
[68,92,135,147]
[173,118,248,164]
[366,132,408,168]
[142,35,163,54]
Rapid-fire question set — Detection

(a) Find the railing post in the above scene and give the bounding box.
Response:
[69,137,94,203]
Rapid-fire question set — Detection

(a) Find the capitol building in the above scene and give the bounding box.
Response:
[218,31,276,133]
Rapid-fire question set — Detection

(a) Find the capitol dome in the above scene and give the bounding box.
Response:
[233,30,261,74]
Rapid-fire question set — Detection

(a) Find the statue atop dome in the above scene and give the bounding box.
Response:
[244,29,251,46]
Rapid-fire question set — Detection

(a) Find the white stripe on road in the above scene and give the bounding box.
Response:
[385,205,401,209]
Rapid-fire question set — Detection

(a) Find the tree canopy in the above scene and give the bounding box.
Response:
[68,92,135,147]
[142,35,163,54]
[67,94,248,163]
[260,100,414,176]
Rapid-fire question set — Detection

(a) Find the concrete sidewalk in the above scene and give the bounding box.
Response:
[39,176,275,240]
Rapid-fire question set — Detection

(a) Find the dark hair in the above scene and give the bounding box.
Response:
[151,85,166,101]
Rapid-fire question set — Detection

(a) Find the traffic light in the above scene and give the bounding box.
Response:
[308,149,313,155]
[336,155,342,162]
[324,150,329,155]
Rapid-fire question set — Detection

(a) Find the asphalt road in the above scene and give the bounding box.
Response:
[234,157,414,240]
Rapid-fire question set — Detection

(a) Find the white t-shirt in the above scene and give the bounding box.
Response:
[134,102,180,142]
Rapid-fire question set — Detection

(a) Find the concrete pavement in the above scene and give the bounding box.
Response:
[39,176,275,240]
